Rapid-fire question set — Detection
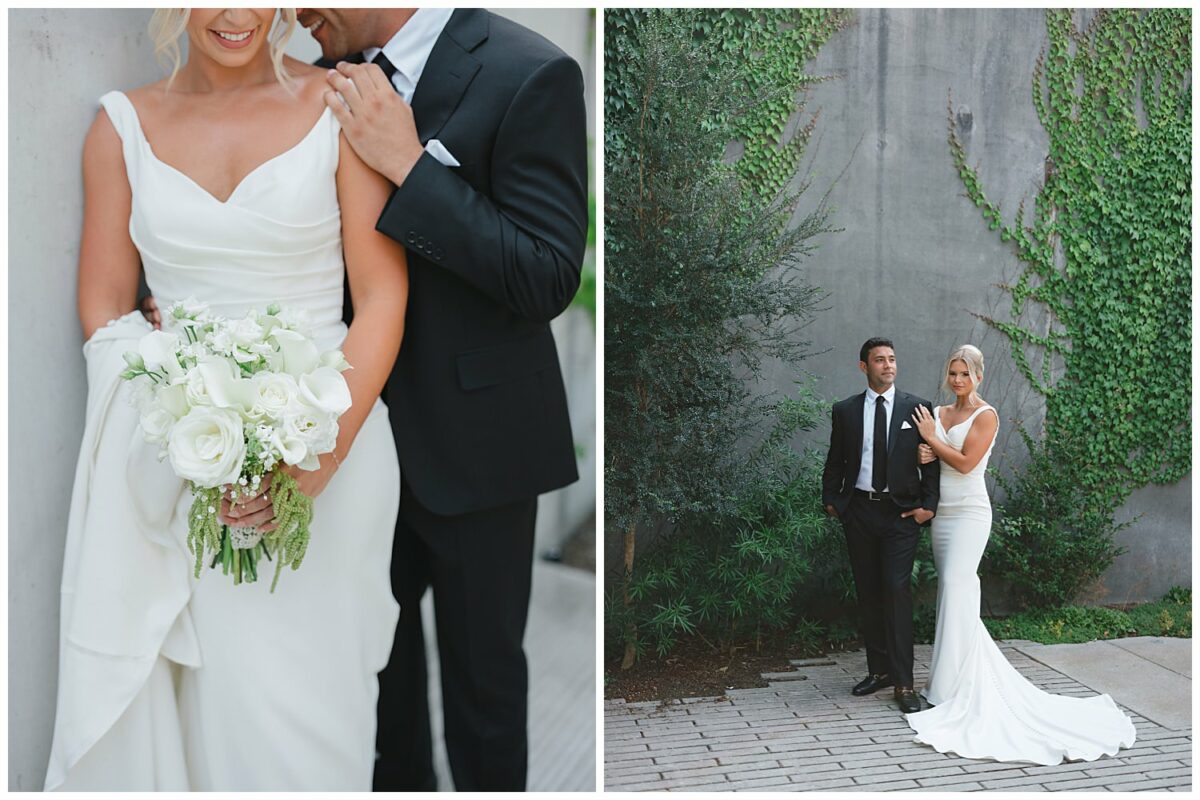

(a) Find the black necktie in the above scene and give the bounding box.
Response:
[872,396,888,492]
[371,51,398,83]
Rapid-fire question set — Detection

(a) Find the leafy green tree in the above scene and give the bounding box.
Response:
[605,10,846,668]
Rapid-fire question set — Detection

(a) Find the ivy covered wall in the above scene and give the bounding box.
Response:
[768,8,1190,603]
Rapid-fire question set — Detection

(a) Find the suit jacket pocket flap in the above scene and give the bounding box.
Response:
[456,332,558,391]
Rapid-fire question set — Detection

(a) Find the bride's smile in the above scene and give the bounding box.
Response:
[208,26,258,50]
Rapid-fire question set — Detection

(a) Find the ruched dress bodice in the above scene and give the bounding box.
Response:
[98,91,348,350]
[931,404,995,523]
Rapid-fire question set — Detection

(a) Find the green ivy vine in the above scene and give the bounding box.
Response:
[606,8,851,204]
[951,8,1191,509]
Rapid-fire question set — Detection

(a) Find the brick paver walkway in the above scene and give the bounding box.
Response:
[605,642,1191,791]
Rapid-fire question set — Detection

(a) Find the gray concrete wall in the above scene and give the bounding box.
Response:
[8,9,595,790]
[781,9,1190,603]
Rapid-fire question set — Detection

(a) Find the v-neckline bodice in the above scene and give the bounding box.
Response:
[114,90,331,205]
[935,404,992,436]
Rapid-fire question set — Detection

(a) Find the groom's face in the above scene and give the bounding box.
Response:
[859,346,897,391]
[297,9,415,61]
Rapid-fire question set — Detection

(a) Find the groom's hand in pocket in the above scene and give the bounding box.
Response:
[902,507,934,525]
[324,62,425,188]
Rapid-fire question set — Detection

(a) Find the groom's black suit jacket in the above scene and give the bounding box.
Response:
[821,389,940,519]
[345,10,587,515]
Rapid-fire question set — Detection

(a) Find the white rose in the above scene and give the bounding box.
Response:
[138,330,184,381]
[300,367,352,416]
[249,372,299,423]
[167,407,246,488]
[270,328,320,376]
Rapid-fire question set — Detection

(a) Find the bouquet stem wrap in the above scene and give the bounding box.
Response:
[188,470,313,592]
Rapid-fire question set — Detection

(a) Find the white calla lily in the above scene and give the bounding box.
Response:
[300,367,352,415]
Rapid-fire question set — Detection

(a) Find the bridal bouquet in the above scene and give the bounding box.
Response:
[120,299,352,591]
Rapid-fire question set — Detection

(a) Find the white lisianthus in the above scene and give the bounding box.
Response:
[127,380,156,414]
[269,427,310,468]
[300,367,352,415]
[271,328,320,376]
[206,328,235,357]
[170,297,208,319]
[276,306,311,331]
[139,330,184,381]
[230,315,265,347]
[283,398,338,470]
[167,407,246,487]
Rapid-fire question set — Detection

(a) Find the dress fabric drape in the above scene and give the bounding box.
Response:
[46,90,401,791]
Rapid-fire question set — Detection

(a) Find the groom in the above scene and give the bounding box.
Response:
[300,7,587,791]
[822,338,938,713]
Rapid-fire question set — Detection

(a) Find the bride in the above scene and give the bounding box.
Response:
[904,345,1136,764]
[45,8,407,790]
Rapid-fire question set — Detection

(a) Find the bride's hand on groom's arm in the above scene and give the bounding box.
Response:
[911,405,938,441]
[918,444,936,465]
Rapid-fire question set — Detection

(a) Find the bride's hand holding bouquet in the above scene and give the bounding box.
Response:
[120,299,353,591]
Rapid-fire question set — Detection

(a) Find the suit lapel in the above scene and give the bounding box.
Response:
[849,392,866,474]
[887,392,907,457]
[410,9,486,144]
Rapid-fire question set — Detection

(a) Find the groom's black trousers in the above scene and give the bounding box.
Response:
[840,492,921,688]
[374,479,537,792]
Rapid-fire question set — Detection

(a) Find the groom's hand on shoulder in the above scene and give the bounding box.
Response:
[324,62,425,188]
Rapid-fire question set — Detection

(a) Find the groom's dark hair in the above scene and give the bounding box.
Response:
[859,337,894,363]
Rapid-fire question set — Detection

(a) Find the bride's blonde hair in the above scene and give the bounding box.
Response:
[149,9,297,91]
[942,344,986,406]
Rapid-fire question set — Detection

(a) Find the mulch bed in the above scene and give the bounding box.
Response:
[605,635,853,703]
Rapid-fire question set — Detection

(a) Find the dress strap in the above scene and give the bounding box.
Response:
[97,91,146,183]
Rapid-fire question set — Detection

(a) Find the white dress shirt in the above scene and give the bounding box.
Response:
[363,7,454,103]
[855,385,895,492]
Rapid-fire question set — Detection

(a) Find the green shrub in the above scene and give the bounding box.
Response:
[609,443,854,661]
[985,426,1128,608]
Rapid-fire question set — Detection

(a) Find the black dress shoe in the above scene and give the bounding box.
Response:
[895,687,921,713]
[851,673,893,696]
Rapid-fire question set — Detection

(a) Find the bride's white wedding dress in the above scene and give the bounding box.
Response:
[45,91,401,790]
[905,404,1136,765]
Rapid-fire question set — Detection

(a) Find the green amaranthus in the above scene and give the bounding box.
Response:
[188,469,314,593]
